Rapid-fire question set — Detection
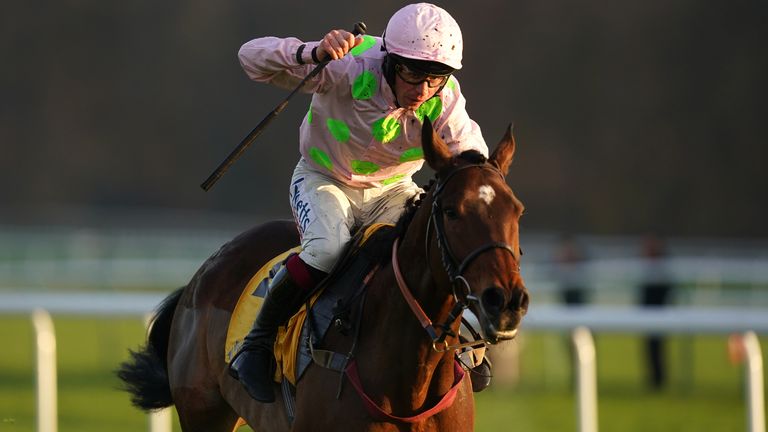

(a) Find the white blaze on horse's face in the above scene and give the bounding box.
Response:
[478,185,496,206]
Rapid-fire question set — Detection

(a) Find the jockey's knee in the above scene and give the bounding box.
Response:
[298,243,344,274]
[284,254,327,290]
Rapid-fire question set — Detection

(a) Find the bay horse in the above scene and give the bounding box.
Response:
[118,119,529,431]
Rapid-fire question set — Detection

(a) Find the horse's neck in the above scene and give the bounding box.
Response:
[359,208,460,407]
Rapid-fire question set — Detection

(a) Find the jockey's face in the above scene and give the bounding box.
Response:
[394,71,442,111]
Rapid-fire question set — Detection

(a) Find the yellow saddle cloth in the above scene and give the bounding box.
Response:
[224,245,313,385]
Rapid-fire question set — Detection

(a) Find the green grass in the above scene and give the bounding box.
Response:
[0,317,764,431]
[0,316,169,432]
[476,332,760,431]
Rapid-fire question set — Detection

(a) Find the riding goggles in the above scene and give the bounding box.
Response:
[395,63,451,88]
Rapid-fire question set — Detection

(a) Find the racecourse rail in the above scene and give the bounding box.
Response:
[0,292,765,432]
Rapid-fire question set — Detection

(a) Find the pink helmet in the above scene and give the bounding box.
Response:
[383,3,463,70]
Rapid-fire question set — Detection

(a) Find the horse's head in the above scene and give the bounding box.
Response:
[421,119,529,344]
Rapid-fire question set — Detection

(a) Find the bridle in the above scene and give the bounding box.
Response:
[315,161,524,423]
[392,161,521,352]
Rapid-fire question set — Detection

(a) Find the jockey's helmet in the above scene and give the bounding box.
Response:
[382,3,462,83]
[382,3,464,70]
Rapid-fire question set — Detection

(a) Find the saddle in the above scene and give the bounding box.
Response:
[225,223,394,385]
[225,222,488,417]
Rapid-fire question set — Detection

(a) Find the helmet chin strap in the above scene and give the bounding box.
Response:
[381,54,400,107]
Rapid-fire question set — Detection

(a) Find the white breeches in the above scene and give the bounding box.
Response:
[289,158,422,273]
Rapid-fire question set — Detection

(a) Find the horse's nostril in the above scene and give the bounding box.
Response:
[520,290,530,311]
[510,289,530,313]
[481,287,506,316]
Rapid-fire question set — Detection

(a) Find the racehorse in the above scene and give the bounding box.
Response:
[118,119,529,431]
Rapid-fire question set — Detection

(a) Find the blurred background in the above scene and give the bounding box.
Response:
[2,0,767,431]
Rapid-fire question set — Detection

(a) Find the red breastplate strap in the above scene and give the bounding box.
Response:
[344,359,465,423]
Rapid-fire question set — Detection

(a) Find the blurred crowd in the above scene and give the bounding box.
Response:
[553,232,673,390]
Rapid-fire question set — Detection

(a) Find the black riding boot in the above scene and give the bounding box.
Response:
[228,266,309,403]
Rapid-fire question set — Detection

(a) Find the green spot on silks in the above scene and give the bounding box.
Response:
[371,116,401,143]
[326,118,350,143]
[381,174,405,185]
[445,77,456,91]
[415,97,443,123]
[350,35,376,56]
[352,71,377,100]
[309,147,333,171]
[399,147,424,162]
[307,104,313,124]
[351,160,380,175]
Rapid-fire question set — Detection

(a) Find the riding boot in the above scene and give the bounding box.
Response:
[228,265,310,403]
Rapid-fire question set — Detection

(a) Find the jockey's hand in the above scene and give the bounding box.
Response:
[316,29,363,61]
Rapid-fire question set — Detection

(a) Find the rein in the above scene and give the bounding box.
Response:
[391,238,487,353]
[315,161,522,423]
[314,247,468,424]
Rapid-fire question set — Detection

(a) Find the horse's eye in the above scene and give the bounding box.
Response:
[443,207,459,219]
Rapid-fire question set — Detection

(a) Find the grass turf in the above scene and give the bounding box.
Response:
[0,317,763,431]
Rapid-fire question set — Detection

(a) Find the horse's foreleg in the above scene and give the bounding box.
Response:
[220,375,292,431]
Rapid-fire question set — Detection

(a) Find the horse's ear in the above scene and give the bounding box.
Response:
[490,123,516,175]
[421,117,453,172]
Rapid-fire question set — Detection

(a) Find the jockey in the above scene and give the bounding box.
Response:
[229,3,492,403]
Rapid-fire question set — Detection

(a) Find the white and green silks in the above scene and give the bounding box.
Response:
[237,34,487,189]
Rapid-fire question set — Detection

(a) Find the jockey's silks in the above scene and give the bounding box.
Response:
[238,35,488,188]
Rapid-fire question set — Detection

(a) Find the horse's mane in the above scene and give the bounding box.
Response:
[457,150,487,165]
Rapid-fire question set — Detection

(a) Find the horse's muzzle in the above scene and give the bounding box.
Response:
[478,285,529,344]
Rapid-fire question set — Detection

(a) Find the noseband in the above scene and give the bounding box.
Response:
[392,162,521,352]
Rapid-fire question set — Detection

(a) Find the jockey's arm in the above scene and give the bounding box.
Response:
[238,31,361,94]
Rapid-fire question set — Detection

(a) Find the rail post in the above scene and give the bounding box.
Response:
[743,331,765,432]
[572,326,598,432]
[149,409,172,432]
[32,309,57,432]
[145,313,173,432]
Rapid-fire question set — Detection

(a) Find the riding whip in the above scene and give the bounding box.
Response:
[200,22,368,191]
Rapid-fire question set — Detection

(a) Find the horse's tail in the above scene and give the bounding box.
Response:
[116,287,183,411]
